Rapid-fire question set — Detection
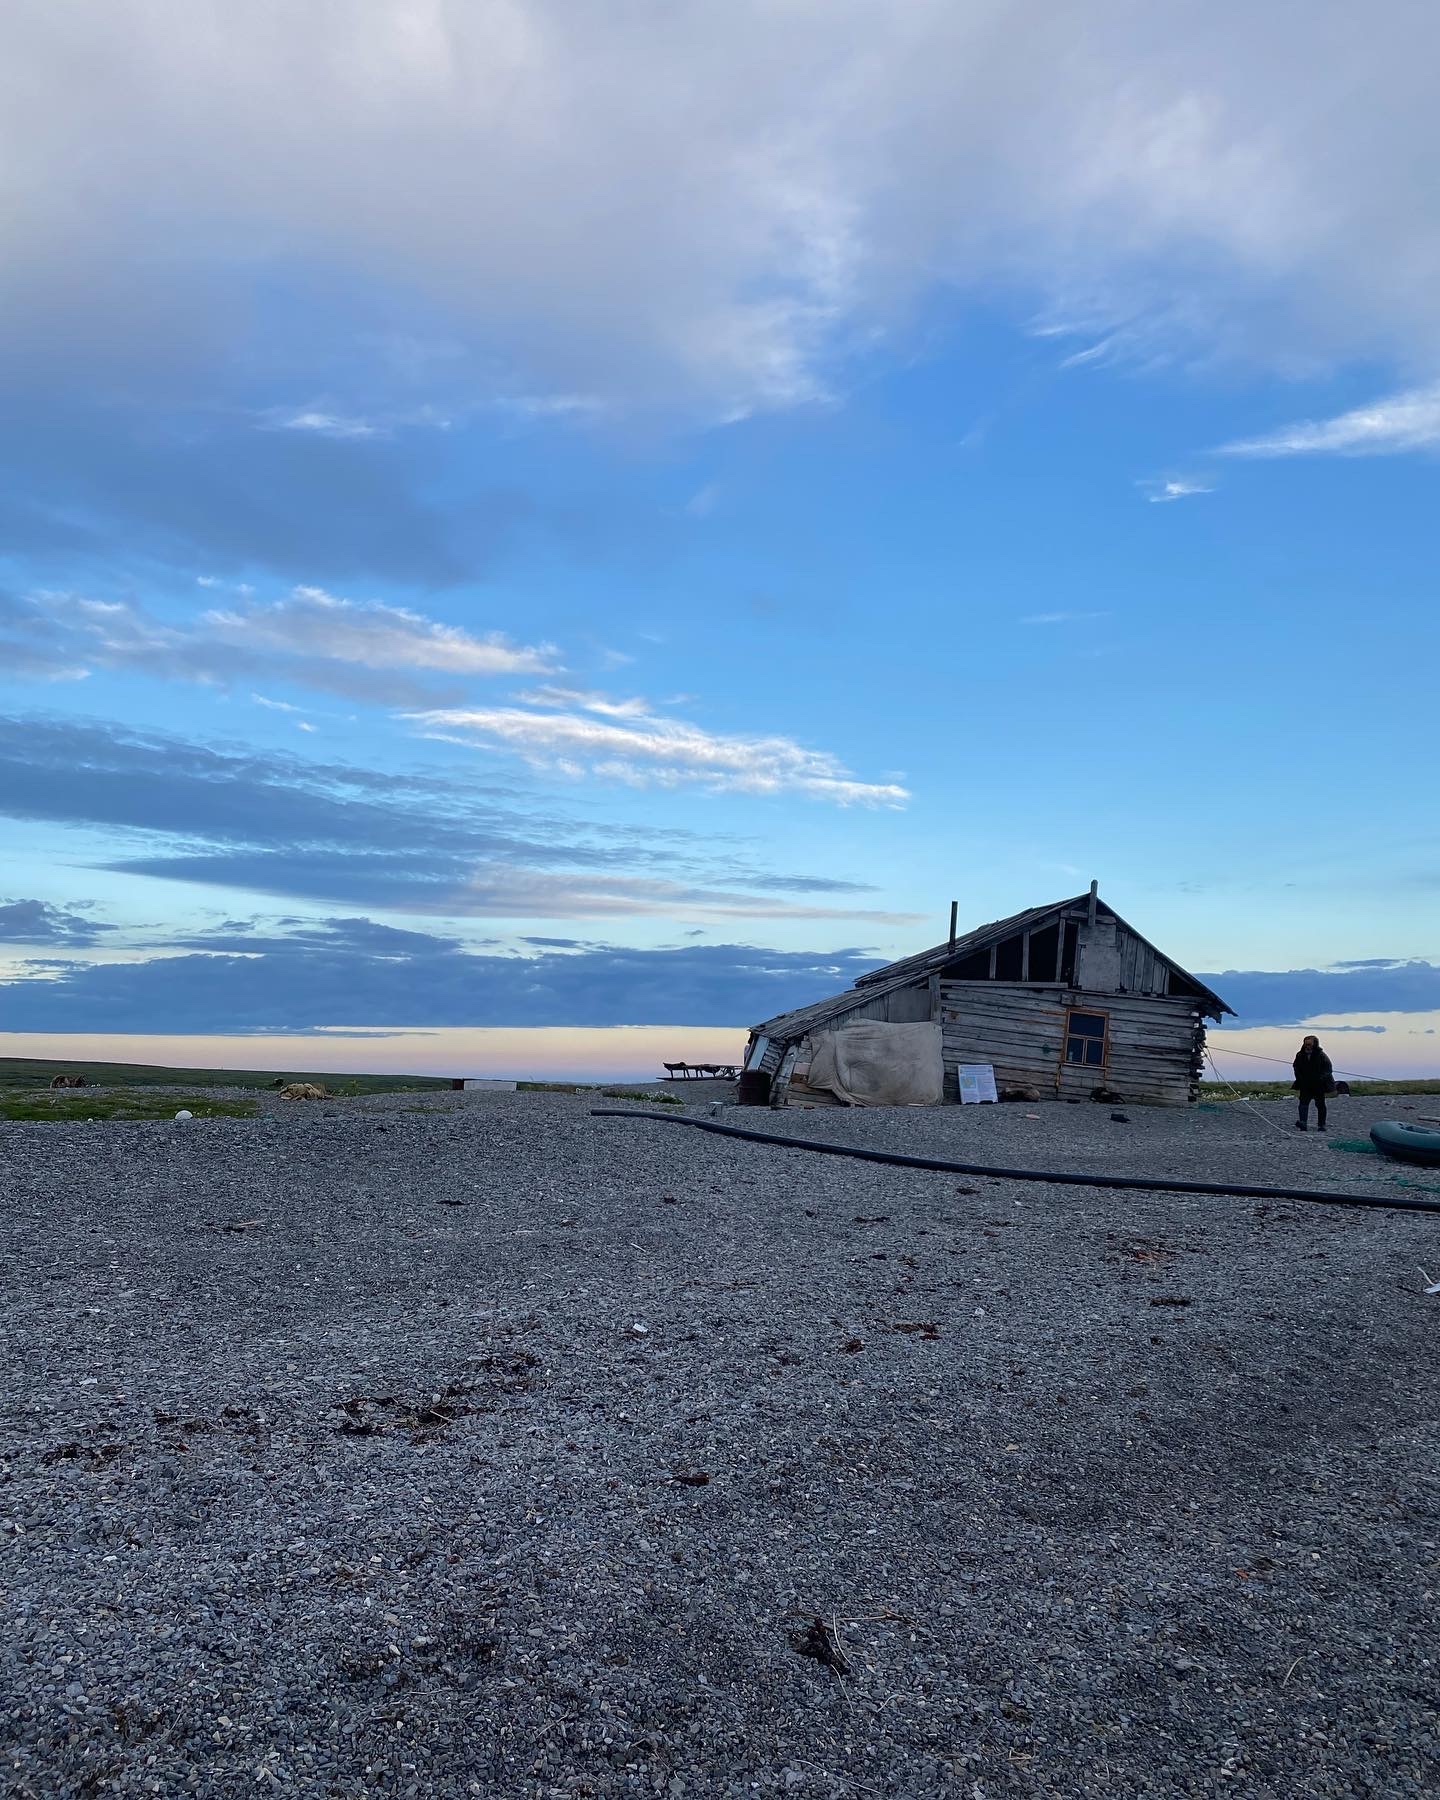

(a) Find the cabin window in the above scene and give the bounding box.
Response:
[1064,1009,1108,1067]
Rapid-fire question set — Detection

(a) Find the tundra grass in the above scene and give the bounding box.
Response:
[0,1088,258,1123]
[0,1056,449,1094]
[1200,1078,1440,1102]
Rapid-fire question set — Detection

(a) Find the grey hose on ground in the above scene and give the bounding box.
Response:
[589,1109,1440,1216]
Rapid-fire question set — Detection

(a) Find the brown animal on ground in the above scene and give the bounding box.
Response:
[49,1074,87,1089]
[278,1082,329,1100]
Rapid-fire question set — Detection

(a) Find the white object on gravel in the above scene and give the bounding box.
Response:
[174,1110,193,1122]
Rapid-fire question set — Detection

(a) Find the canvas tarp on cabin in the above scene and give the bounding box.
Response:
[805,1020,944,1107]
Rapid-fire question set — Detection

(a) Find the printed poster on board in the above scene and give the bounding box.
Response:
[956,1063,998,1104]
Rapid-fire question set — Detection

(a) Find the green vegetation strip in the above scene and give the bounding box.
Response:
[0,1089,258,1123]
[0,1056,447,1094]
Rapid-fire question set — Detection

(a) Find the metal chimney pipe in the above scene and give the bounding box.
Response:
[1088,879,1098,928]
[948,899,958,953]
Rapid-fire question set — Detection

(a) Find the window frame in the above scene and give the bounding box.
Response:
[1063,1007,1110,1070]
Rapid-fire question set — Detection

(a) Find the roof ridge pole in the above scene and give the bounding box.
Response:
[1088,879,1098,928]
[948,900,958,954]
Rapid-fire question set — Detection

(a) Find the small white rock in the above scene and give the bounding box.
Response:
[174,1109,193,1122]
[630,1322,649,1335]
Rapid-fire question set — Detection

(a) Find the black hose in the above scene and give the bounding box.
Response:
[589,1108,1440,1216]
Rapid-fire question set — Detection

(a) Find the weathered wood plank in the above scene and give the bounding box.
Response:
[942,1029,1065,1055]
[941,983,1197,1018]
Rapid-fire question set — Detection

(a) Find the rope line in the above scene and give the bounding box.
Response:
[1202,1048,1292,1137]
[1207,1042,1414,1085]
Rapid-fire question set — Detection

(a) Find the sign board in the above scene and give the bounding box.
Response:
[956,1062,998,1105]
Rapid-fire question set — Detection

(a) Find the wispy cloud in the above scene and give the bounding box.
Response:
[451,868,917,922]
[1141,477,1214,503]
[407,695,909,807]
[513,685,655,719]
[272,410,382,440]
[0,714,901,921]
[1220,383,1440,458]
[208,587,556,677]
[1019,611,1111,626]
[7,586,556,706]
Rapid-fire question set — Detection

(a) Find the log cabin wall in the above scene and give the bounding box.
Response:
[937,982,1203,1105]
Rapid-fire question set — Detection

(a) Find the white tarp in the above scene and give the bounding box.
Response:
[805,1020,944,1107]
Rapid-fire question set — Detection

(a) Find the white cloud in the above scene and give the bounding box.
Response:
[1141,477,1214,502]
[14,587,554,704]
[273,410,382,440]
[250,693,304,714]
[459,866,920,923]
[1020,611,1111,625]
[1219,383,1440,457]
[6,3,1440,418]
[406,696,909,807]
[513,685,655,718]
[207,587,556,676]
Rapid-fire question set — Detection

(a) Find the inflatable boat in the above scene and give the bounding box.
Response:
[1370,1120,1440,1166]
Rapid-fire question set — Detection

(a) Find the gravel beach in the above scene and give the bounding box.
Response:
[3,1089,1439,1798]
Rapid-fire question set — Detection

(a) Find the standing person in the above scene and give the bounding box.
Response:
[1293,1035,1334,1131]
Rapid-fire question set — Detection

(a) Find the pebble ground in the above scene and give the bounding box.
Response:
[3,1088,1439,1798]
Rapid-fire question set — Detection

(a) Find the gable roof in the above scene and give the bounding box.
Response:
[747,967,936,1045]
[750,891,1232,1038]
[851,897,1072,991]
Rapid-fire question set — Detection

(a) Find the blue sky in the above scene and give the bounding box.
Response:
[2,1,1437,1078]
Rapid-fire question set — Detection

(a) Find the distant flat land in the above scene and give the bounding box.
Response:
[1202,1077,1440,1101]
[0,1054,449,1094]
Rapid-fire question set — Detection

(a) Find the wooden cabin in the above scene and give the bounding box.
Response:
[744,885,1232,1108]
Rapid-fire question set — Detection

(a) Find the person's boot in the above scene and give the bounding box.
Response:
[1293,1117,1307,1130]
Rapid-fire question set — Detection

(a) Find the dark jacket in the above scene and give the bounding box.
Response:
[1293,1046,1334,1095]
